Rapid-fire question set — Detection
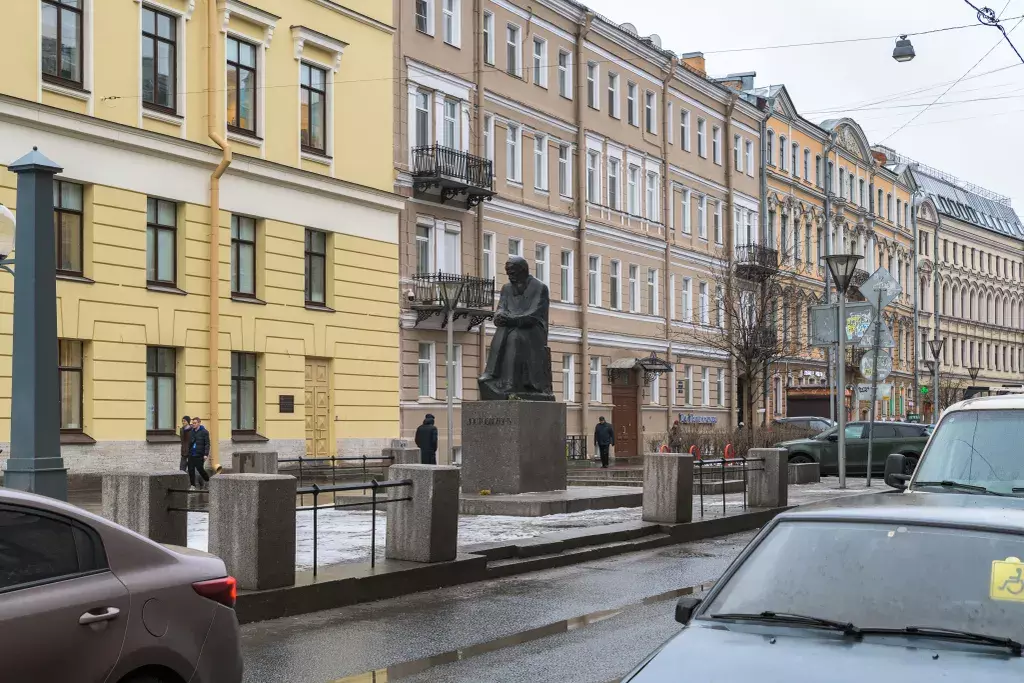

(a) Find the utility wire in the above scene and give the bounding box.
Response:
[965,0,1024,63]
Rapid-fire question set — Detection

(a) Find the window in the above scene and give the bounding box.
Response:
[304,229,327,305]
[54,180,84,276]
[646,171,658,221]
[746,140,755,176]
[452,344,463,399]
[506,24,521,77]
[697,118,707,158]
[714,201,723,244]
[650,374,660,405]
[791,143,798,178]
[532,37,547,87]
[586,150,600,202]
[413,91,430,149]
[415,0,432,34]
[300,63,327,154]
[558,143,571,197]
[146,197,176,286]
[716,285,724,328]
[669,274,676,320]
[683,277,692,322]
[230,215,257,297]
[508,237,522,258]
[699,282,709,325]
[681,189,691,234]
[610,260,621,309]
[442,0,460,46]
[560,250,573,303]
[647,269,658,315]
[717,368,725,406]
[231,352,257,432]
[827,161,834,192]
[681,110,691,151]
[141,6,177,112]
[685,365,694,405]
[506,123,521,181]
[896,199,902,225]
[627,165,640,215]
[877,188,883,213]
[557,50,571,98]
[226,37,258,135]
[645,91,656,133]
[838,168,845,198]
[766,130,774,165]
[607,73,619,117]
[442,99,458,149]
[534,134,548,190]
[815,156,822,186]
[482,11,494,64]
[482,232,495,282]
[702,367,710,406]
[145,346,175,433]
[734,134,742,172]
[483,114,493,161]
[562,354,575,402]
[607,157,619,210]
[887,193,893,220]
[712,126,721,164]
[778,135,786,170]
[859,179,865,207]
[588,255,600,306]
[58,339,83,431]
[534,244,549,286]
[590,357,601,402]
[586,62,598,109]
[415,223,433,274]
[629,265,640,312]
[41,0,84,86]
[417,343,435,398]
[698,195,707,238]
[627,82,638,126]
[802,149,809,181]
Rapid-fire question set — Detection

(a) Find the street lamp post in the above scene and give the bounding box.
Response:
[825,253,863,490]
[437,277,466,465]
[3,148,69,500]
[928,338,944,421]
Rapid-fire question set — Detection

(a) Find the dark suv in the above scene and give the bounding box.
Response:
[775,421,930,475]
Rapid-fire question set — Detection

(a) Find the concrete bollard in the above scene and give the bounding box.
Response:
[385,465,459,563]
[382,445,422,466]
[232,451,279,474]
[642,454,694,524]
[209,474,297,590]
[102,471,190,545]
[748,448,788,508]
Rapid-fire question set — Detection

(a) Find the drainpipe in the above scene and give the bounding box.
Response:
[577,12,594,438]
[662,56,677,430]
[207,0,232,472]
[724,94,737,428]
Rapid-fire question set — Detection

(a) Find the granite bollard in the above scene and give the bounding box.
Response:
[787,461,820,485]
[748,448,788,507]
[102,471,189,545]
[232,451,279,474]
[386,465,459,563]
[382,445,421,466]
[642,454,694,524]
[209,474,297,590]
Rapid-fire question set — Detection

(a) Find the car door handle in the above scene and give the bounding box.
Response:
[79,607,120,625]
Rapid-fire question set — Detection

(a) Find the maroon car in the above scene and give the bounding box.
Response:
[0,487,242,683]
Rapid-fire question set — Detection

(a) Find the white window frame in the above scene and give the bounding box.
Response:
[644,90,657,134]
[681,188,691,234]
[712,125,722,165]
[669,274,676,320]
[413,90,432,150]
[452,344,463,399]
[442,0,461,47]
[685,365,694,405]
[607,157,620,210]
[415,220,434,274]
[534,133,548,191]
[588,255,601,306]
[628,264,639,313]
[418,342,436,398]
[508,236,523,259]
[699,281,709,325]
[683,277,693,322]
[532,36,547,87]
[702,367,710,406]
[627,82,638,127]
[506,122,522,182]
[562,354,575,403]
[415,0,435,35]
[647,268,659,315]
[717,368,725,406]
[557,49,572,99]
[586,61,599,110]
[714,200,723,244]
[482,11,494,64]
[667,102,674,145]
[627,164,640,215]
[483,114,494,161]
[650,374,660,405]
[608,72,620,118]
[681,109,691,151]
[442,98,459,149]
[746,141,754,177]
[733,134,742,173]
[803,148,810,181]
[590,357,602,403]
[610,259,622,310]
[560,249,574,303]
[697,195,707,239]
[697,118,707,158]
[534,243,549,287]
[505,23,522,77]
[586,150,600,203]
[482,231,495,282]
[645,171,658,221]
[558,143,572,197]
[716,285,725,328]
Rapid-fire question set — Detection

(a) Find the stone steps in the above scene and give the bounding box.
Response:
[484,533,675,578]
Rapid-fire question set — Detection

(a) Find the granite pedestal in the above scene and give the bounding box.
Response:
[101,471,189,545]
[232,451,279,474]
[386,465,460,563]
[382,445,421,466]
[642,454,694,524]
[748,448,788,508]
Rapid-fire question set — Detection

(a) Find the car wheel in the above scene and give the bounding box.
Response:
[901,455,918,476]
[788,454,813,465]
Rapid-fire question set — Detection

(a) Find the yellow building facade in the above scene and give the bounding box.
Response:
[0,0,401,473]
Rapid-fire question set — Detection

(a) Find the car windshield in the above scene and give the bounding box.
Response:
[913,410,1024,495]
[703,520,1024,641]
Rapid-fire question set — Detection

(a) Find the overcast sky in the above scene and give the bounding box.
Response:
[582,0,1024,211]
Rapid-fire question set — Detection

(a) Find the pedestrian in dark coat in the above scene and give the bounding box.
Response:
[594,416,615,468]
[187,416,211,488]
[415,414,439,465]
[179,415,192,472]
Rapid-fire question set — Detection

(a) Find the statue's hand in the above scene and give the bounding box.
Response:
[494,313,508,326]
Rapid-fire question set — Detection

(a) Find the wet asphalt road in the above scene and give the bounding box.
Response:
[241,530,756,683]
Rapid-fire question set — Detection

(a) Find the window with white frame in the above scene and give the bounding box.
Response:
[627,82,638,126]
[535,244,549,286]
[734,134,742,172]
[442,0,460,46]
[586,62,598,109]
[562,354,575,402]
[557,50,571,98]
[699,282,709,325]
[506,24,521,77]
[792,143,799,178]
[586,150,600,203]
[779,135,787,170]
[645,91,656,133]
[506,123,521,181]
[442,99,458,149]
[716,285,724,328]
[714,200,723,244]
[804,148,810,181]
[482,232,495,282]
[590,357,601,402]
[607,72,619,118]
[532,37,547,87]
[483,11,494,64]
[746,140,754,176]
[452,344,463,399]
[717,368,725,406]
[588,255,600,306]
[681,109,691,151]
[534,134,548,190]
[669,274,676,320]
[558,143,571,197]
[413,91,431,149]
[483,114,494,161]
[418,342,435,398]
[685,365,694,404]
[508,237,522,258]
[650,374,660,405]
[697,195,707,239]
[607,157,620,210]
[610,260,621,310]
[415,224,432,274]
[681,189,691,234]
[560,249,574,303]
[683,277,692,322]
[629,264,640,312]
[645,171,658,221]
[415,0,433,34]
[712,125,722,164]
[627,164,640,215]
[667,102,674,144]
[647,268,658,315]
[702,367,710,406]
[697,118,706,158]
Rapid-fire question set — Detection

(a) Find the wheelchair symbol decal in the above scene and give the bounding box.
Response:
[991,558,1024,602]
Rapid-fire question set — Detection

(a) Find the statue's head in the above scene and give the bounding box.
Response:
[505,255,530,284]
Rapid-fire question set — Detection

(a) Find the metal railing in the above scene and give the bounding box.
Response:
[410,272,496,310]
[693,456,765,519]
[278,455,394,489]
[566,435,588,460]
[411,145,494,190]
[297,479,412,576]
[735,244,779,271]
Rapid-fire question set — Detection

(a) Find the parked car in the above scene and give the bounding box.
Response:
[885,391,1024,497]
[0,487,243,683]
[623,494,1024,682]
[775,421,929,475]
[772,416,836,433]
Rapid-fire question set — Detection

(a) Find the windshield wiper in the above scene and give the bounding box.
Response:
[708,611,860,636]
[859,626,1022,656]
[913,480,1014,496]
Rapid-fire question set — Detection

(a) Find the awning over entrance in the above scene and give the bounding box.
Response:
[606,353,673,385]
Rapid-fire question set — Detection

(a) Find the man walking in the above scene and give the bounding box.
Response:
[415,414,439,465]
[179,415,192,472]
[594,416,615,469]
[188,416,212,489]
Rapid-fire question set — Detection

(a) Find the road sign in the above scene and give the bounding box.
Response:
[858,267,902,310]
[860,350,892,381]
[857,383,892,401]
[809,302,874,347]
[858,319,896,349]
[907,413,922,423]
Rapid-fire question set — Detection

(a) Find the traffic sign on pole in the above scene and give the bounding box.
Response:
[860,350,892,382]
[858,267,902,310]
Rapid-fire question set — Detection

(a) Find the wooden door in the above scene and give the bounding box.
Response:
[304,359,331,458]
[611,385,639,459]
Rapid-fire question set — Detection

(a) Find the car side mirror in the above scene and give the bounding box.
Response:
[826,434,838,442]
[675,597,702,624]
[884,453,910,490]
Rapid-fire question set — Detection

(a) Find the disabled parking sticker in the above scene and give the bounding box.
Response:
[991,557,1024,602]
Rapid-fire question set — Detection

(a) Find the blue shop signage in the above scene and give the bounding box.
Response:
[678,413,717,425]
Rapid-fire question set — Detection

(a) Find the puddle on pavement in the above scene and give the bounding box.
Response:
[330,580,717,682]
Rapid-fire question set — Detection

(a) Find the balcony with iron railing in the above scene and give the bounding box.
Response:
[409,272,495,331]
[734,244,779,281]
[411,145,495,208]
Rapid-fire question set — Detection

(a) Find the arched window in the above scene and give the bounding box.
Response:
[942,283,950,315]
[779,136,787,170]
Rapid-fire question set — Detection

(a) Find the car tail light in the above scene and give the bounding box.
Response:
[193,576,237,608]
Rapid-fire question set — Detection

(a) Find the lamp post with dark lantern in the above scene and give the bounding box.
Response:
[825,253,863,489]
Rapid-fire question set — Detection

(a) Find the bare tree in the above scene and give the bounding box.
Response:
[937,376,967,410]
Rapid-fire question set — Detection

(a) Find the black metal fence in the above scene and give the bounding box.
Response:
[693,456,765,518]
[278,455,394,489]
[410,272,495,310]
[566,435,588,460]
[411,144,494,189]
[167,487,209,514]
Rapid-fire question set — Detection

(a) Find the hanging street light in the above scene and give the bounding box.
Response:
[892,35,916,63]
[824,253,863,489]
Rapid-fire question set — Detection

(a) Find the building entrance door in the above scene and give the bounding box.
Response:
[611,385,639,459]
[305,359,332,458]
